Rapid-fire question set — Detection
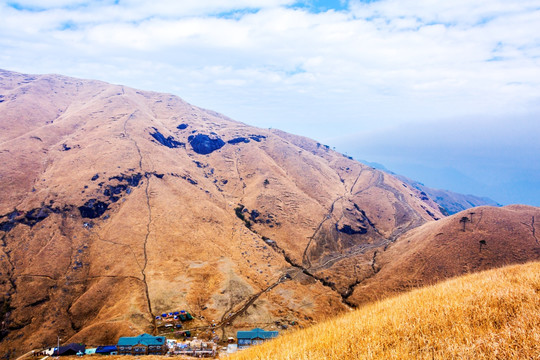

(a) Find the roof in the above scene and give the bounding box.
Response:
[117,333,166,347]
[237,328,278,340]
[56,343,86,355]
[96,345,117,353]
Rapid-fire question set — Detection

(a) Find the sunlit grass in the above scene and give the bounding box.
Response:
[228,261,540,359]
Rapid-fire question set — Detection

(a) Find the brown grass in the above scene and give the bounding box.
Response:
[227,261,540,359]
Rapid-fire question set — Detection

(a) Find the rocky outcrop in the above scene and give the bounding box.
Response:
[188,134,225,154]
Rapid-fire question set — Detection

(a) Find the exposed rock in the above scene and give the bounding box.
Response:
[228,137,250,145]
[188,134,225,155]
[150,128,185,148]
[336,224,368,235]
[109,173,143,187]
[103,184,128,202]
[0,205,72,232]
[0,220,16,232]
[78,199,109,219]
[23,207,52,226]
[249,135,266,142]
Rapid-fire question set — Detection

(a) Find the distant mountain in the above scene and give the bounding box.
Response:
[395,175,500,215]
[360,160,500,215]
[0,69,537,358]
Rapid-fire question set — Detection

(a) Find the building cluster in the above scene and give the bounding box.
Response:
[155,310,194,336]
[37,327,278,357]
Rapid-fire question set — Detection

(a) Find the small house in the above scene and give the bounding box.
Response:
[179,311,193,321]
[117,333,167,355]
[236,328,278,349]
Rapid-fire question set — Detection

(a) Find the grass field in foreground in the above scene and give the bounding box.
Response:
[228,261,540,359]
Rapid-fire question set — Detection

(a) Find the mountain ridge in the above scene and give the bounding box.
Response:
[0,69,538,358]
[361,160,500,214]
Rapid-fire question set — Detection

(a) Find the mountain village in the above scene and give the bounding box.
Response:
[1,70,539,359]
[26,310,280,359]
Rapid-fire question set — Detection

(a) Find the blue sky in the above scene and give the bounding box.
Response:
[1,0,539,205]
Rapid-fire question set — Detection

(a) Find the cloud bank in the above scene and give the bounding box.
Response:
[1,0,539,204]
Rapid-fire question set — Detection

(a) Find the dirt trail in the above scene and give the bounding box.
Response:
[302,195,344,268]
[122,111,157,334]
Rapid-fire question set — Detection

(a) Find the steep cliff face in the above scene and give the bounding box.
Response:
[2,70,537,358]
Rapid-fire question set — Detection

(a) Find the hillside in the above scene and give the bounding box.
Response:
[0,69,442,357]
[228,261,540,359]
[0,69,538,358]
[349,205,540,305]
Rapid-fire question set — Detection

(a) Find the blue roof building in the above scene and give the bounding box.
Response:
[237,328,278,349]
[117,334,167,355]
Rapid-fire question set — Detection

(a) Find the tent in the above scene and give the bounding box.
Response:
[54,343,86,356]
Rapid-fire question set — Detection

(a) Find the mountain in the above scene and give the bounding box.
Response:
[0,69,538,358]
[395,175,501,215]
[0,69,442,356]
[349,205,540,305]
[228,261,540,359]
[362,160,500,215]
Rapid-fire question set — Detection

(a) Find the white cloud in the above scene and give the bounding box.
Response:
[1,0,540,203]
[2,0,539,120]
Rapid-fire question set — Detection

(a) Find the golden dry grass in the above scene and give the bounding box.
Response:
[228,261,540,360]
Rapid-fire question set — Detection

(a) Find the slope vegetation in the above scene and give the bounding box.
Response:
[228,261,540,360]
[350,205,540,305]
[0,69,538,358]
[0,69,441,356]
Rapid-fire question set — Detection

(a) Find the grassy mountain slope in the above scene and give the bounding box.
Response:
[0,69,442,357]
[228,261,540,359]
[350,205,540,305]
[1,69,538,358]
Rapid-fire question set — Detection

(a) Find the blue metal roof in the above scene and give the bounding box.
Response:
[96,345,117,353]
[237,328,278,340]
[117,334,166,346]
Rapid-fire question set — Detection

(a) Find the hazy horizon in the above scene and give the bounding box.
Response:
[1,0,539,206]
